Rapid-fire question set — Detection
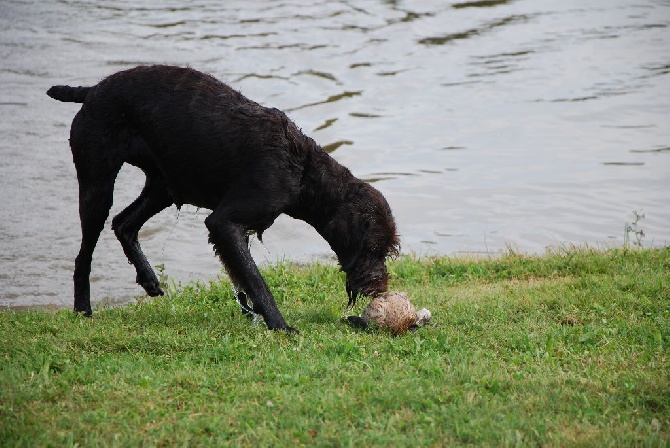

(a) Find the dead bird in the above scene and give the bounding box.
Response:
[347,291,431,335]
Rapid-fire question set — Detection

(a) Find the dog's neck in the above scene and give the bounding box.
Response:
[288,147,366,269]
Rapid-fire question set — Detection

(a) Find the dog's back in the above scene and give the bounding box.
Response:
[56,65,306,210]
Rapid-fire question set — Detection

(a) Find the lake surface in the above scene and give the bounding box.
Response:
[1,0,668,309]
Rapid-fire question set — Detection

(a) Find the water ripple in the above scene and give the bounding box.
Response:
[286,91,362,112]
[452,0,515,9]
[418,15,533,46]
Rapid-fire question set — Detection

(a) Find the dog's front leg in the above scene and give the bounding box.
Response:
[205,211,297,333]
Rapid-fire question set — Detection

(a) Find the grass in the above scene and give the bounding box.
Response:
[1,247,669,446]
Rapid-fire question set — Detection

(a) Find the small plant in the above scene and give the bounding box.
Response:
[624,210,645,249]
[155,263,170,296]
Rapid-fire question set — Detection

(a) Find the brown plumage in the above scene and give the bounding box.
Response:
[346,291,432,335]
[362,291,418,335]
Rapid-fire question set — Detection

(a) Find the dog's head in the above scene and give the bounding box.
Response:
[341,183,400,307]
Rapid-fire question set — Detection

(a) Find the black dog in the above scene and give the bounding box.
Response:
[47,65,399,332]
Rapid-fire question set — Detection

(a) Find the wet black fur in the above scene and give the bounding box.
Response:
[47,65,399,332]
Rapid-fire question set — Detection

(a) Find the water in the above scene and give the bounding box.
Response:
[1,0,668,309]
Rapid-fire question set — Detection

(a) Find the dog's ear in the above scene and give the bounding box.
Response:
[387,233,401,259]
[371,208,400,260]
[364,184,400,259]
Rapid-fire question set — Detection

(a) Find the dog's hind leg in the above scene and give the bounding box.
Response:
[112,175,173,297]
[74,175,117,316]
[71,132,121,316]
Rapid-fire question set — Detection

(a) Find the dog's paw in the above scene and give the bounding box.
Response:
[147,284,165,297]
[271,325,299,335]
[74,307,93,318]
[138,276,164,297]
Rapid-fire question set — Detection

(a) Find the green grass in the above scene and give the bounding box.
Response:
[1,247,669,447]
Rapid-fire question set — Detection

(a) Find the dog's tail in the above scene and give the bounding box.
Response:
[46,85,92,103]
